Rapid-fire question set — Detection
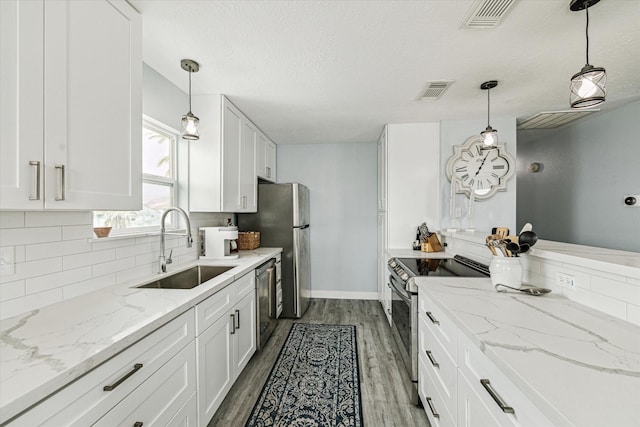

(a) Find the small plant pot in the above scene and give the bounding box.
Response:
[93,227,112,238]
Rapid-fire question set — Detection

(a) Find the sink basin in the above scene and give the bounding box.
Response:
[137,265,235,289]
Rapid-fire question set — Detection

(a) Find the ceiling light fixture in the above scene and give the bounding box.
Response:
[180,59,200,140]
[569,0,606,109]
[480,80,498,149]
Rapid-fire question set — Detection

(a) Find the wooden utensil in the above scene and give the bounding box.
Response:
[492,227,509,238]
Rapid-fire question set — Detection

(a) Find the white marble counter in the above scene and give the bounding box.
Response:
[441,230,640,279]
[416,277,640,427]
[0,248,282,424]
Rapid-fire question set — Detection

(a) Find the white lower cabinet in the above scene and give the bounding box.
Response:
[196,271,257,425]
[94,341,197,426]
[7,310,195,426]
[418,291,554,427]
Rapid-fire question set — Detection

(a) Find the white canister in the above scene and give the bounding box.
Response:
[489,257,523,289]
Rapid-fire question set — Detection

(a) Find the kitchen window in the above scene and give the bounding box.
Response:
[93,117,178,234]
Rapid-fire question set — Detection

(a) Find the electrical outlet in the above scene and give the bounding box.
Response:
[555,272,576,290]
[0,246,15,276]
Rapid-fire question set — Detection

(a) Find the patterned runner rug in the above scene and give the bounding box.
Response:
[245,323,363,427]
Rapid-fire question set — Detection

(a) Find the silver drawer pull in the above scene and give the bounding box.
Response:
[480,379,515,414]
[29,161,41,200]
[426,311,440,325]
[103,363,143,391]
[426,397,440,419]
[425,350,439,368]
[55,164,65,201]
[266,166,271,178]
[235,309,240,329]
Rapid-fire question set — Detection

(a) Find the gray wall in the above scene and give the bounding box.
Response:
[517,101,640,252]
[440,117,518,233]
[277,142,377,295]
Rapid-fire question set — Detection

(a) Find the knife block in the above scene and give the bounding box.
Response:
[421,233,443,252]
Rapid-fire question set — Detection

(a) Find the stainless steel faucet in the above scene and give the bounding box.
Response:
[159,207,193,273]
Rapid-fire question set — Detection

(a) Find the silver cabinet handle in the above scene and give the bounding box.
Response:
[241,195,247,209]
[266,166,271,178]
[387,308,391,314]
[103,363,143,391]
[55,164,65,200]
[230,314,236,334]
[29,161,41,200]
[426,397,440,419]
[425,350,439,368]
[480,379,515,414]
[426,311,439,325]
[235,309,240,329]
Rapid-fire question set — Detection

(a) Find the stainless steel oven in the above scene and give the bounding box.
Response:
[387,255,489,405]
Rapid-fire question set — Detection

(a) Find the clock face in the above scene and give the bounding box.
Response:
[446,135,514,200]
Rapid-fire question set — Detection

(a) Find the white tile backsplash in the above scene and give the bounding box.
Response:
[443,234,640,326]
[0,211,231,319]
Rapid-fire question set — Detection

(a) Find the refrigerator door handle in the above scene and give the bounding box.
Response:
[295,224,310,229]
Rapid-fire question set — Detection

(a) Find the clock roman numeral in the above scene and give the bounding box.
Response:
[493,165,505,170]
[461,173,469,182]
[476,145,482,156]
[491,172,499,178]
[455,166,467,172]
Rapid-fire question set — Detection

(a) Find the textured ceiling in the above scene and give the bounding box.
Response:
[130,0,640,145]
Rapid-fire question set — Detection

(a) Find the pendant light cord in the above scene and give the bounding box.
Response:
[188,67,193,113]
[585,7,590,65]
[487,88,491,127]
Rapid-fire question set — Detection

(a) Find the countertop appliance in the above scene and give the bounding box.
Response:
[238,183,311,318]
[199,226,238,260]
[256,258,278,349]
[387,255,489,405]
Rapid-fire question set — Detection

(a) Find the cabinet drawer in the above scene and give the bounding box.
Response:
[196,285,233,336]
[94,340,197,426]
[419,291,457,360]
[457,331,553,427]
[419,354,456,427]
[8,310,195,426]
[235,270,255,301]
[419,315,456,416]
[167,391,198,427]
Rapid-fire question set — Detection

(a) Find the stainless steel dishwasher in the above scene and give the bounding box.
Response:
[256,258,278,349]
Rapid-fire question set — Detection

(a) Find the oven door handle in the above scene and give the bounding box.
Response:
[389,277,412,304]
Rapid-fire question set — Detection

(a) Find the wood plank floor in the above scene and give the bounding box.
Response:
[208,298,429,426]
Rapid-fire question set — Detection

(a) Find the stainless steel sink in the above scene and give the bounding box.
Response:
[137,265,235,289]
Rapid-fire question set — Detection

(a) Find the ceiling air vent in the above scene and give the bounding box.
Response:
[463,0,517,28]
[419,81,454,100]
[517,110,599,130]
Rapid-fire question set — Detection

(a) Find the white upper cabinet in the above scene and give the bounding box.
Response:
[256,131,276,182]
[0,0,142,210]
[190,95,260,213]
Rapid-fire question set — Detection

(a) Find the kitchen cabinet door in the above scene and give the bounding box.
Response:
[266,139,276,181]
[238,120,257,212]
[43,0,142,210]
[0,0,44,210]
[233,290,257,375]
[377,127,387,211]
[0,0,141,211]
[221,101,243,212]
[257,132,277,182]
[197,310,234,425]
[457,372,506,427]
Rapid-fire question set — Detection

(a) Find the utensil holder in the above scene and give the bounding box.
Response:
[489,257,523,289]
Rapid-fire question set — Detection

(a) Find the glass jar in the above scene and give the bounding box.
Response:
[489,257,523,289]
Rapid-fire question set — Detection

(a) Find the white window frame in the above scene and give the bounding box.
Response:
[93,115,180,236]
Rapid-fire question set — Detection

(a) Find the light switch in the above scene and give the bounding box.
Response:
[0,246,15,276]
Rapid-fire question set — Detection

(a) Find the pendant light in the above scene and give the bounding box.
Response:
[480,80,498,149]
[569,0,606,109]
[180,59,200,140]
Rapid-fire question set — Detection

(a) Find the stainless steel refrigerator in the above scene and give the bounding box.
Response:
[238,183,311,318]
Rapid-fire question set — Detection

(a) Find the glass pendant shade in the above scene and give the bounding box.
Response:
[481,126,498,148]
[570,64,606,108]
[181,111,200,140]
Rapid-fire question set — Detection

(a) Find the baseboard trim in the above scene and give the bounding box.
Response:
[309,290,378,300]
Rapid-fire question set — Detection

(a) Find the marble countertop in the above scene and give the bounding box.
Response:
[416,277,640,427]
[0,248,282,424]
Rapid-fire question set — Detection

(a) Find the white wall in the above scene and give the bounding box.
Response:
[517,101,640,252]
[0,64,229,319]
[439,117,518,233]
[277,142,378,299]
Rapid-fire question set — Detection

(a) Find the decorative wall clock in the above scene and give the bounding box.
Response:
[445,135,514,200]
